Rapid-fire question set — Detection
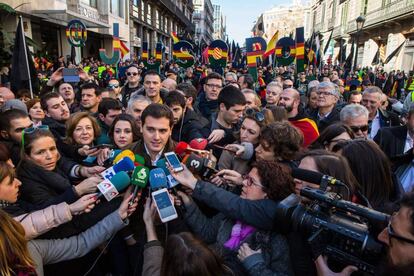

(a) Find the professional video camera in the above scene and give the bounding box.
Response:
[276,186,390,275]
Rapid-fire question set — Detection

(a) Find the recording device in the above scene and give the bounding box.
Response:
[134,154,145,167]
[164,152,184,172]
[275,187,390,275]
[291,167,347,191]
[101,157,135,180]
[149,168,168,191]
[62,68,80,83]
[152,188,178,223]
[185,153,217,179]
[129,166,149,205]
[97,171,130,201]
[156,158,180,188]
[113,149,135,164]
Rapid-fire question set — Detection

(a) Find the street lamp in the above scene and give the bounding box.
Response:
[353,15,366,70]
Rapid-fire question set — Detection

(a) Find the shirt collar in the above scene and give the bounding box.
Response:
[144,143,164,166]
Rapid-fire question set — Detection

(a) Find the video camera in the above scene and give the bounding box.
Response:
[276,187,390,275]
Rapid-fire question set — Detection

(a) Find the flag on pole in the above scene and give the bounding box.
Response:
[344,40,355,70]
[171,32,180,43]
[119,40,130,58]
[263,31,279,59]
[10,16,37,97]
[383,41,406,64]
[323,30,333,55]
[379,44,386,63]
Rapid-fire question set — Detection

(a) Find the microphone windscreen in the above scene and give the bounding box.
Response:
[175,141,189,156]
[134,154,146,166]
[156,158,169,175]
[185,153,204,173]
[108,149,122,162]
[291,168,323,185]
[149,168,168,190]
[240,142,254,160]
[110,171,131,191]
[131,166,149,188]
[189,138,208,150]
[113,157,135,173]
[113,150,135,164]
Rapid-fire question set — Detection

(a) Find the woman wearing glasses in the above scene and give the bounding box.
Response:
[171,160,294,276]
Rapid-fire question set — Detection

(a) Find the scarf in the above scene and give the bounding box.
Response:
[224,221,255,250]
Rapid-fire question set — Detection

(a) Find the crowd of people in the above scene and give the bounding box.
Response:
[0,56,414,276]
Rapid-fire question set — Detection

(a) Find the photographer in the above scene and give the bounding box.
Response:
[316,192,414,276]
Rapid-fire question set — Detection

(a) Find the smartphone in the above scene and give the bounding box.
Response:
[89,144,113,150]
[63,68,80,83]
[152,188,178,223]
[164,152,183,172]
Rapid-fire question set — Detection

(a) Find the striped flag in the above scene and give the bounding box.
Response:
[171,32,179,43]
[119,40,129,58]
[384,41,405,64]
[263,31,279,58]
[379,44,386,63]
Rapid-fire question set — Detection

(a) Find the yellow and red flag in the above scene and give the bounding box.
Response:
[263,31,279,59]
[171,32,180,44]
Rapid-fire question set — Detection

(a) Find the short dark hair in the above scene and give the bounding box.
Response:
[126,64,140,72]
[40,92,61,111]
[177,82,197,100]
[241,74,254,89]
[98,98,123,116]
[143,70,161,81]
[218,85,246,109]
[309,123,355,150]
[141,103,174,127]
[80,82,101,96]
[204,72,223,84]
[0,109,29,132]
[398,192,414,236]
[165,91,186,109]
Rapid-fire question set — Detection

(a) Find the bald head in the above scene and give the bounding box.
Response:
[162,78,177,92]
[0,87,15,107]
[278,88,301,118]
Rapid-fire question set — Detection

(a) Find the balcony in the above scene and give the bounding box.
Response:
[158,0,194,28]
[364,0,414,28]
[327,18,334,30]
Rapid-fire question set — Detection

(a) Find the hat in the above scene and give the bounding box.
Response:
[0,99,28,114]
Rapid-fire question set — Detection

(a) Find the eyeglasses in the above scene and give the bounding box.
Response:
[283,85,293,89]
[205,83,222,90]
[126,72,138,76]
[387,220,414,245]
[317,91,333,97]
[242,174,265,188]
[21,125,50,148]
[108,84,119,88]
[245,108,265,122]
[350,125,369,133]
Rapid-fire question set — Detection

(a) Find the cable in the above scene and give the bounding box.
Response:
[82,233,116,276]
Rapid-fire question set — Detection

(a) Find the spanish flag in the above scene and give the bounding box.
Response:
[113,38,129,58]
[171,32,180,44]
[263,31,279,59]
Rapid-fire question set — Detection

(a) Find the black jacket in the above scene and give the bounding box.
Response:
[120,83,142,107]
[196,91,219,120]
[309,107,340,133]
[374,125,407,159]
[172,109,209,143]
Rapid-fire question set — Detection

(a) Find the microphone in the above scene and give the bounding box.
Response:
[149,168,168,191]
[113,149,135,164]
[156,158,180,188]
[189,138,208,151]
[101,157,135,180]
[186,153,217,179]
[175,141,207,157]
[134,154,145,167]
[239,142,254,160]
[291,168,346,191]
[102,149,122,167]
[130,166,149,205]
[97,171,130,201]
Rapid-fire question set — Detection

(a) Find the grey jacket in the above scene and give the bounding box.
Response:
[28,210,128,276]
[184,201,293,276]
[142,240,164,276]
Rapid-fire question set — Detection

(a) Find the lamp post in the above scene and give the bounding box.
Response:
[353,15,366,71]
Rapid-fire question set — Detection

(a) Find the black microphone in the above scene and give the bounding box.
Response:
[291,168,346,191]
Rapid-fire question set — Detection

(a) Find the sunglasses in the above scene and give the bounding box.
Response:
[126,72,138,76]
[21,125,50,148]
[242,174,265,188]
[245,108,265,122]
[108,84,119,88]
[350,125,369,133]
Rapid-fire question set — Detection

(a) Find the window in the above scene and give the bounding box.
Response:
[81,0,97,8]
[110,0,123,18]
[147,4,152,24]
[141,1,145,20]
[156,10,160,29]
[133,0,138,6]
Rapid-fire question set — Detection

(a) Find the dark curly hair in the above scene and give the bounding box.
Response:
[253,160,294,201]
[260,121,303,161]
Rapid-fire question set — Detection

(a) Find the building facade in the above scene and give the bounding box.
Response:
[309,0,414,72]
[252,1,312,43]
[193,0,214,46]
[0,0,130,62]
[129,0,194,60]
[212,4,226,40]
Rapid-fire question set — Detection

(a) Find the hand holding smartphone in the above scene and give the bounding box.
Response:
[164,152,183,172]
[152,188,178,223]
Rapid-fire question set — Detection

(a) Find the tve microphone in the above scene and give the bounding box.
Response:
[156,158,180,188]
[130,166,149,205]
[149,168,168,191]
[97,171,130,201]
[291,168,346,191]
[113,149,135,164]
[101,157,135,180]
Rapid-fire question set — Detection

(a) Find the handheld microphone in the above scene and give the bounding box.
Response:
[239,142,254,160]
[149,168,168,191]
[186,153,217,179]
[113,149,135,164]
[97,171,130,201]
[175,141,207,157]
[189,138,208,151]
[291,168,346,191]
[130,166,149,205]
[101,157,135,180]
[156,158,180,188]
[134,154,145,167]
[102,149,121,167]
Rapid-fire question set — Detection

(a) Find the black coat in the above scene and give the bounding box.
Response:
[374,125,407,159]
[172,109,209,143]
[309,107,341,133]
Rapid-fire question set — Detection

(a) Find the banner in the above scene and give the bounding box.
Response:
[99,23,121,65]
[173,40,195,68]
[207,40,228,69]
[142,42,163,72]
[245,37,266,81]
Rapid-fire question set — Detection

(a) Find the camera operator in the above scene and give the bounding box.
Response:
[316,192,414,276]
